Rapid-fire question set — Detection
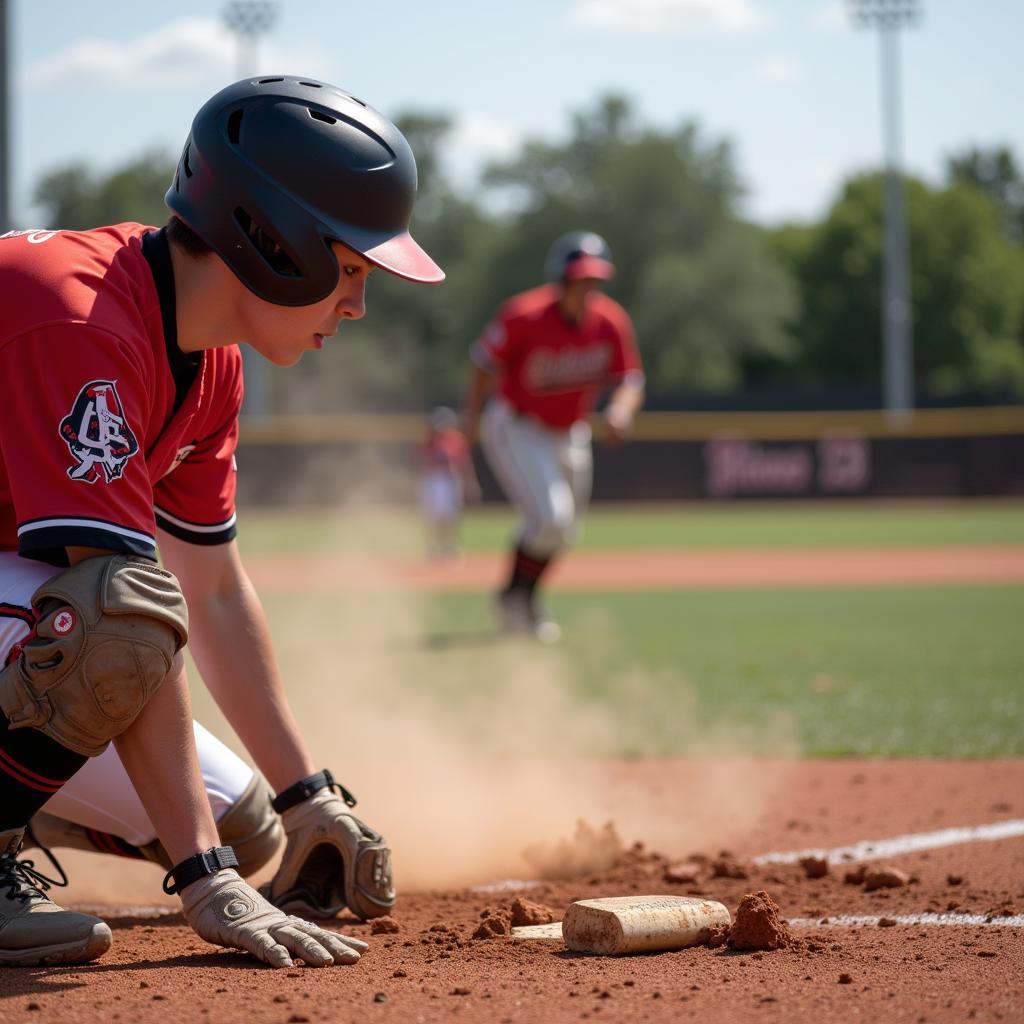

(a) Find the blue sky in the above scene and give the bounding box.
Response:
[8,0,1022,227]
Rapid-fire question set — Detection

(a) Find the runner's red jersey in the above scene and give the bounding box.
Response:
[471,284,641,430]
[0,224,242,566]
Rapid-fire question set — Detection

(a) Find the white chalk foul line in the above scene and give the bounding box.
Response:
[790,913,1024,929]
[509,914,1024,940]
[753,819,1024,866]
[473,879,542,893]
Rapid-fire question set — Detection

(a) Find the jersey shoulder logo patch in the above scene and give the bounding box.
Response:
[59,380,140,484]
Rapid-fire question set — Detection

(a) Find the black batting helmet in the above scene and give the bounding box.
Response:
[545,231,615,283]
[166,76,443,306]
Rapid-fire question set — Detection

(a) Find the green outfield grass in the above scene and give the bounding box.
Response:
[214,501,1024,760]
[243,583,1023,760]
[237,499,1024,556]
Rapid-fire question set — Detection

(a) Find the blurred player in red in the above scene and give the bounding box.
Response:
[462,232,644,641]
[418,407,480,558]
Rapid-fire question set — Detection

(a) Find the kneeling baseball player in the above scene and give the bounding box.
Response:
[0,77,442,968]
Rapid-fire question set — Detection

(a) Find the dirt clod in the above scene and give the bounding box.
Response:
[664,862,702,884]
[473,907,512,939]
[800,856,830,879]
[371,915,401,934]
[728,891,792,951]
[510,897,557,928]
[711,854,750,880]
[863,866,910,891]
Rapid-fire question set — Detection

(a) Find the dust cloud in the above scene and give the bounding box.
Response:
[256,549,800,891]
[52,433,798,905]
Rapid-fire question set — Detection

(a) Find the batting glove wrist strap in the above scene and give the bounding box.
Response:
[163,845,239,895]
[271,769,357,814]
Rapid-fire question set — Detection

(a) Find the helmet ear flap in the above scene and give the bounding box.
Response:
[234,209,303,279]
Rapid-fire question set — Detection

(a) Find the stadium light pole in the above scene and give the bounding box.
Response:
[223,1,279,418]
[0,0,10,232]
[848,0,921,426]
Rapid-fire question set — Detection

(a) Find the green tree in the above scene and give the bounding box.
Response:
[475,95,798,393]
[33,150,175,230]
[773,173,1024,398]
[947,145,1024,244]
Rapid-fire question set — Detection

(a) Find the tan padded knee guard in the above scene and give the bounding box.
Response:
[0,555,188,757]
[137,770,282,876]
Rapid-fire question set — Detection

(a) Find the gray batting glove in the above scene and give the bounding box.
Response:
[264,789,394,921]
[180,868,369,968]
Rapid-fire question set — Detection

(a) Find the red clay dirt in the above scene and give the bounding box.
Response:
[245,545,1024,591]
[1,759,1021,1023]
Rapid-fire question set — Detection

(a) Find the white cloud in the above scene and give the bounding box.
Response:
[812,1,848,31]
[808,155,845,193]
[447,112,526,166]
[23,16,329,87]
[754,56,801,85]
[568,0,768,34]
[441,112,529,202]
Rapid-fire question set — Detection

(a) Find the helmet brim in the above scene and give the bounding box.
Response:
[361,229,445,284]
[563,255,615,282]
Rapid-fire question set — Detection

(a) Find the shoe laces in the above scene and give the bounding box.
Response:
[0,828,69,904]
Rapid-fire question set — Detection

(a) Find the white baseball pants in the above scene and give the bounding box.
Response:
[481,397,592,557]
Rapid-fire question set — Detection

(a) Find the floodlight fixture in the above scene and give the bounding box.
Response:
[848,0,922,424]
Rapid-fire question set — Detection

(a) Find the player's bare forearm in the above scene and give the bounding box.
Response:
[604,374,646,442]
[157,531,315,792]
[113,654,221,865]
[462,362,493,444]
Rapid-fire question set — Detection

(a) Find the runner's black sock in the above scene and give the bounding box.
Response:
[0,717,87,830]
[504,545,554,597]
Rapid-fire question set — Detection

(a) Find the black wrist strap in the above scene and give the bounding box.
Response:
[271,769,357,814]
[162,846,238,896]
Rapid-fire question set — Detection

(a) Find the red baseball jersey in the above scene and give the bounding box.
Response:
[0,224,242,566]
[419,428,470,476]
[472,285,641,429]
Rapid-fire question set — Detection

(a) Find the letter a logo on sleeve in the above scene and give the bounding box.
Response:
[59,380,140,484]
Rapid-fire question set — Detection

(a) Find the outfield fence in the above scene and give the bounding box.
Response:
[235,405,1024,504]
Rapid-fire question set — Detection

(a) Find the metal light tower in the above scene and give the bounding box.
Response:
[0,0,10,231]
[223,1,279,418]
[848,0,921,425]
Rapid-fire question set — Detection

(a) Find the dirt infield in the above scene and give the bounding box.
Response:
[245,545,1024,591]
[1,759,1021,1023]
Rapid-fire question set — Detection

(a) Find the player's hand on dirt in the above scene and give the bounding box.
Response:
[180,869,368,968]
[265,787,395,921]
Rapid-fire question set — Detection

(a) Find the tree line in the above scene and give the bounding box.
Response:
[31,95,1024,411]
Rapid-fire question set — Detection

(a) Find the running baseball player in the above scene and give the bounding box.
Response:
[418,406,480,558]
[0,76,442,968]
[462,232,644,640]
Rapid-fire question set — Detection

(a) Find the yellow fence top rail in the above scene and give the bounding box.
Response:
[238,405,1024,445]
